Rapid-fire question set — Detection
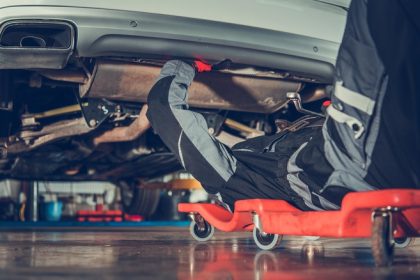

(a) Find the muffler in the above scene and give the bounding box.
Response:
[80,59,302,114]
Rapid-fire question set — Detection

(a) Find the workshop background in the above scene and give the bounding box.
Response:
[1,0,419,279]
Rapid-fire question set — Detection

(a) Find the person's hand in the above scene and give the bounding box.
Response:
[193,59,232,73]
[194,60,212,73]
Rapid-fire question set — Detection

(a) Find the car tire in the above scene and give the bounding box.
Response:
[118,180,161,218]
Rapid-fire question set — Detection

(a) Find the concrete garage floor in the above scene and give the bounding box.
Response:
[0,228,419,279]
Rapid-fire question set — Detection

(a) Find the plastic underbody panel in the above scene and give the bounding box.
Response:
[0,1,347,82]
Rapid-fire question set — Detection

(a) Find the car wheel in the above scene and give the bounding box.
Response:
[118,180,161,218]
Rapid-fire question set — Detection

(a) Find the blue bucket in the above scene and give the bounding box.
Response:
[40,201,63,222]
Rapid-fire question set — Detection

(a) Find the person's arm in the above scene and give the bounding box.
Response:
[93,105,150,146]
[147,60,237,194]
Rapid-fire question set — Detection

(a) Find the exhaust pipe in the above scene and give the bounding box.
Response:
[0,20,75,69]
[19,36,47,48]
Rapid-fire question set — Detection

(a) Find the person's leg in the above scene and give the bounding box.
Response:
[146,60,238,195]
[321,0,419,193]
[363,0,419,188]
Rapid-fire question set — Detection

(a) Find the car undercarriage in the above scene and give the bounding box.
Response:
[0,56,329,181]
[0,1,346,190]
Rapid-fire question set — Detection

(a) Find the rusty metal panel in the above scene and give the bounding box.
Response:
[81,60,302,114]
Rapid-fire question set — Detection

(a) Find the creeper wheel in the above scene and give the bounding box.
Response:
[189,218,214,242]
[371,213,394,267]
[253,227,282,250]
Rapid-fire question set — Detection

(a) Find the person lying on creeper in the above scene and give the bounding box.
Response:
[146,0,419,211]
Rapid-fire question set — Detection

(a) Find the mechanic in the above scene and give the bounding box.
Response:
[146,0,419,211]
